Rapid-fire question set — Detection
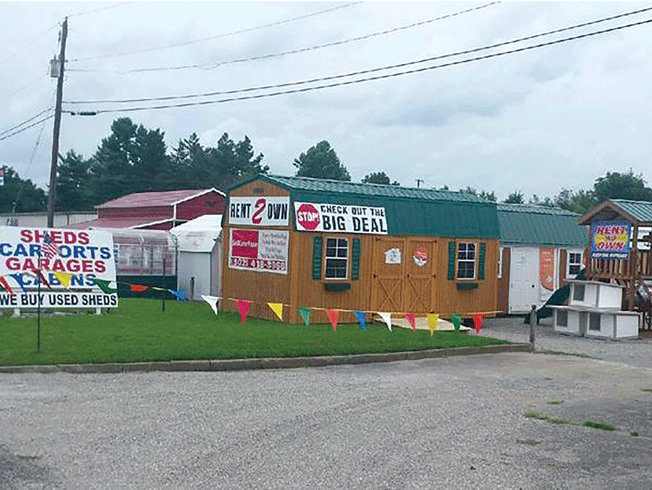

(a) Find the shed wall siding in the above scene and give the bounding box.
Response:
[99,206,172,219]
[176,191,225,220]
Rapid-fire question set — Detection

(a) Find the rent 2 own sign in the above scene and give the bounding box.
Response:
[294,202,388,234]
[0,226,118,309]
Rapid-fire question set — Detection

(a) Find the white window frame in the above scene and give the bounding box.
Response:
[457,242,477,280]
[324,237,349,280]
[567,250,583,277]
[497,246,504,279]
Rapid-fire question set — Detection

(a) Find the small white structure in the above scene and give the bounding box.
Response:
[170,215,222,300]
[551,280,639,340]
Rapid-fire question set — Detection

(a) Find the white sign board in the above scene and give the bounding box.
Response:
[229,228,289,274]
[229,196,290,226]
[0,227,118,308]
[294,202,388,234]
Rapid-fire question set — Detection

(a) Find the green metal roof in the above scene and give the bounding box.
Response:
[497,203,587,247]
[233,175,500,238]
[609,200,652,224]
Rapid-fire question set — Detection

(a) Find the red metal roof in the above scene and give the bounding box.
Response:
[96,189,221,209]
[66,217,175,229]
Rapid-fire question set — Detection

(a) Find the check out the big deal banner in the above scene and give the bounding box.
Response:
[229,228,289,274]
[0,226,118,308]
[294,202,388,234]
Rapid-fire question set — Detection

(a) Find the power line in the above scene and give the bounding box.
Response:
[119,1,500,73]
[67,2,363,62]
[67,2,134,18]
[0,114,53,143]
[65,17,652,115]
[0,107,54,138]
[5,74,48,99]
[65,5,652,106]
[0,22,59,69]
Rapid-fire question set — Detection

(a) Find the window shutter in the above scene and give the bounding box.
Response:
[351,239,360,280]
[448,241,456,280]
[312,237,322,280]
[478,243,486,280]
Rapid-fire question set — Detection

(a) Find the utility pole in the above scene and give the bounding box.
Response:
[47,17,68,228]
[415,179,423,188]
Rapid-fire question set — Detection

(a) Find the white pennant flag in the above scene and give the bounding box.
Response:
[201,295,220,315]
[378,312,392,332]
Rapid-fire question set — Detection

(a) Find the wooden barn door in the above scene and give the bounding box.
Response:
[372,237,406,312]
[404,239,438,313]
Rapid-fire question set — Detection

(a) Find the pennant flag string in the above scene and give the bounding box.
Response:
[405,313,416,331]
[378,312,392,332]
[298,307,311,326]
[237,299,252,324]
[0,276,13,294]
[268,303,283,321]
[326,309,339,331]
[355,311,366,331]
[53,271,72,289]
[473,313,484,333]
[426,314,439,336]
[201,295,220,315]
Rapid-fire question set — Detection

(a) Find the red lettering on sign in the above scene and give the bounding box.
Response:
[252,198,266,225]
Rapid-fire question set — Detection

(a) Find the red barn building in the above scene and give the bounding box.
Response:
[71,189,225,230]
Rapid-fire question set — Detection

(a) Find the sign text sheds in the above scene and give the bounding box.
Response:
[294,202,388,235]
[229,196,290,226]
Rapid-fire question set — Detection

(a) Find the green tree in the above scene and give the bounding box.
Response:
[362,171,399,186]
[553,188,596,214]
[169,132,268,192]
[294,141,350,181]
[461,186,496,201]
[87,118,170,204]
[0,166,47,213]
[504,191,525,204]
[593,170,652,203]
[56,150,93,211]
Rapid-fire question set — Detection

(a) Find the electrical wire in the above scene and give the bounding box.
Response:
[65,5,652,106]
[0,107,54,138]
[122,1,500,73]
[0,22,59,69]
[67,2,134,18]
[5,74,48,99]
[0,114,54,142]
[67,2,363,62]
[65,17,652,115]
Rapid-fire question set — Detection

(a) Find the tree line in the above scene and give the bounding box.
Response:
[1,116,651,215]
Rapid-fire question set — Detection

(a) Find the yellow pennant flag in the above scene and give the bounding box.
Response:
[53,271,72,289]
[268,303,283,321]
[427,314,439,336]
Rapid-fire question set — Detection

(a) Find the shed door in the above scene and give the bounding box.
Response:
[509,247,540,313]
[405,239,437,313]
[372,237,406,312]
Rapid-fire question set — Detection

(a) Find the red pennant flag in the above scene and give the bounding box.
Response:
[130,284,149,293]
[473,313,484,333]
[326,309,339,331]
[237,300,252,324]
[405,313,416,331]
[0,276,14,295]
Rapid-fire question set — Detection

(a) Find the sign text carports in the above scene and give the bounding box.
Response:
[294,202,387,234]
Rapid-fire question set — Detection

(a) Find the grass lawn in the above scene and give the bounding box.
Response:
[0,299,508,366]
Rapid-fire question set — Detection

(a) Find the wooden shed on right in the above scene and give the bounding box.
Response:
[496,203,587,314]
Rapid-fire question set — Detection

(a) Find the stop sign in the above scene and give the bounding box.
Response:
[296,203,320,231]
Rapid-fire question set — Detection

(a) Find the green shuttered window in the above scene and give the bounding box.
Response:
[312,237,322,279]
[478,243,486,280]
[448,242,456,280]
[352,238,360,280]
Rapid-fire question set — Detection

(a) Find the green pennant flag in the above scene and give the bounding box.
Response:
[298,307,311,326]
[451,314,462,332]
[93,278,117,294]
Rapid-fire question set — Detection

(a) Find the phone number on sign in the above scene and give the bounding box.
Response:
[230,257,287,272]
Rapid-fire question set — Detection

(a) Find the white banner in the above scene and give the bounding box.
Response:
[229,228,289,274]
[294,202,388,234]
[229,196,290,226]
[0,226,118,308]
[0,291,118,309]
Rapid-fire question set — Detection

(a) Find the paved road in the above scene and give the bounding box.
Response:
[2,351,652,489]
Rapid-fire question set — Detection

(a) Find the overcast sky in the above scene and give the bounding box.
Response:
[1,1,651,202]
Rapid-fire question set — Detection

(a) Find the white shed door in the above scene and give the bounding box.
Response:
[509,247,540,314]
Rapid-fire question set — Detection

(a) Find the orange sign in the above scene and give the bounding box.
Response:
[539,248,555,291]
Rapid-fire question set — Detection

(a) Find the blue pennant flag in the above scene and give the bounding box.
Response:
[168,289,188,302]
[355,311,367,331]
